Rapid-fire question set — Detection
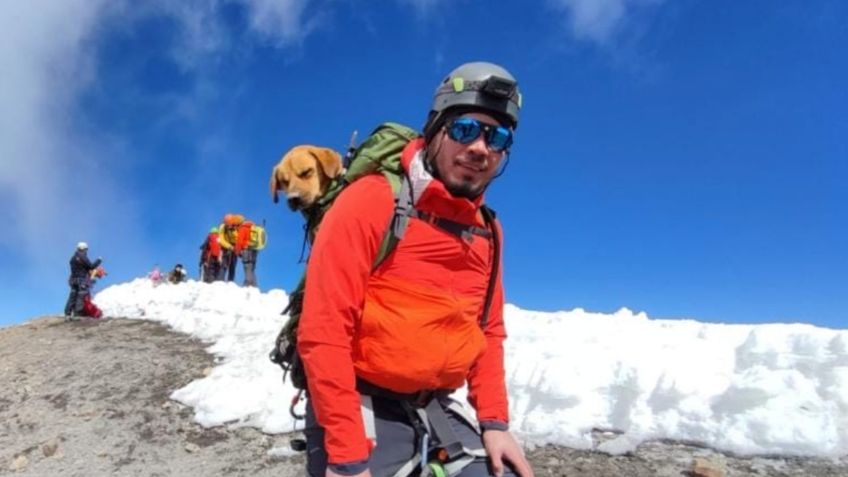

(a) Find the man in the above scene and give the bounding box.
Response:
[298,62,533,477]
[64,242,102,321]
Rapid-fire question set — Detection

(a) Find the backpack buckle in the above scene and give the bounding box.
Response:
[460,229,474,244]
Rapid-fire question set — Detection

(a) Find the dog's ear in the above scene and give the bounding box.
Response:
[313,148,344,179]
[269,159,287,204]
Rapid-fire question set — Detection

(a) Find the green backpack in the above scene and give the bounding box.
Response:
[269,123,501,410]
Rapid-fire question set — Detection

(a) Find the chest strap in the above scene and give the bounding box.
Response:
[410,209,492,242]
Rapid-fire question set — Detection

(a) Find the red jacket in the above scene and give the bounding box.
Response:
[235,222,253,254]
[298,139,508,465]
[202,233,222,262]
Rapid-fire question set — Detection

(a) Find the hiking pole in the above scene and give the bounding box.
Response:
[342,130,358,168]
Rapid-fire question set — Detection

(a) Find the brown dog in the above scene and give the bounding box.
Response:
[270,145,345,210]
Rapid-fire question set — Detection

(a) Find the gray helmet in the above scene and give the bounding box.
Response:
[424,62,522,137]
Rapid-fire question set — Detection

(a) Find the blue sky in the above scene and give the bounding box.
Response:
[1,0,845,328]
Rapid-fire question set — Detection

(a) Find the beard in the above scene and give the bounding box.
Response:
[443,177,484,199]
[426,159,486,199]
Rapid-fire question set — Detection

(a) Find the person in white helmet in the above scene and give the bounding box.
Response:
[64,242,102,320]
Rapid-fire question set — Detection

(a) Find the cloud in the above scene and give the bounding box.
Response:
[0,0,322,315]
[0,0,131,264]
[236,0,316,46]
[550,0,665,45]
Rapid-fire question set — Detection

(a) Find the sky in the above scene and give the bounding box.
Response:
[1,0,846,328]
[95,279,848,457]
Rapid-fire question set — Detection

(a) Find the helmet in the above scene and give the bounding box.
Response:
[223,214,245,227]
[77,242,88,250]
[424,61,522,139]
[209,226,219,234]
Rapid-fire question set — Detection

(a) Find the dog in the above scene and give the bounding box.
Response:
[270,145,345,211]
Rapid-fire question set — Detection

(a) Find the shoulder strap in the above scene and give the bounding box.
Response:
[478,205,500,330]
[371,171,411,271]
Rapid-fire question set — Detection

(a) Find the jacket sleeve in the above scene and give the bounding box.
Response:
[466,220,510,428]
[82,254,101,271]
[297,176,394,465]
[218,226,234,250]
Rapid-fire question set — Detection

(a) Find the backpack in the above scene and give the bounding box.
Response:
[249,224,267,250]
[269,123,501,413]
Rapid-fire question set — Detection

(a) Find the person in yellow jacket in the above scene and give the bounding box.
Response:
[218,214,266,286]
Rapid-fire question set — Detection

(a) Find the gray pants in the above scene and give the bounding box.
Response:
[223,250,237,282]
[304,395,517,477]
[240,249,258,287]
[202,260,223,283]
[64,279,90,316]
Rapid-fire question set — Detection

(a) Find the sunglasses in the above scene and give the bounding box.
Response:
[445,117,513,152]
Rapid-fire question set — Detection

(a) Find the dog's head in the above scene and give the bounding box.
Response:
[270,145,344,210]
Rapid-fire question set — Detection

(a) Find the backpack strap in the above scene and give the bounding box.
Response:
[478,205,499,330]
[371,171,413,271]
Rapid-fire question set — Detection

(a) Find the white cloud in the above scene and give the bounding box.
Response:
[237,0,316,46]
[0,0,321,312]
[0,0,135,268]
[550,0,664,45]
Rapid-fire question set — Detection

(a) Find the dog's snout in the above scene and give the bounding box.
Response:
[287,197,303,211]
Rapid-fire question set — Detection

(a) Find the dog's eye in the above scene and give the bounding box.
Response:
[299,169,314,179]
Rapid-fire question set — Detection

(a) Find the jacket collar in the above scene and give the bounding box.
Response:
[401,138,486,224]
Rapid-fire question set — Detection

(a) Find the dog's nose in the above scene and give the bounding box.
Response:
[287,197,303,211]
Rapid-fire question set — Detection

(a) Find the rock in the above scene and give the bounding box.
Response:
[185,443,200,453]
[8,455,28,471]
[42,438,60,457]
[692,457,726,477]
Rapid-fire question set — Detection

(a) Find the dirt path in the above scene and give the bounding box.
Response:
[1,317,846,476]
[0,317,302,477]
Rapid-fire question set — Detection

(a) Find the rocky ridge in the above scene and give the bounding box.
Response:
[1,317,846,476]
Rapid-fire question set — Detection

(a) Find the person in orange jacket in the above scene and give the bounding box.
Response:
[200,226,225,282]
[298,62,533,477]
[219,214,264,287]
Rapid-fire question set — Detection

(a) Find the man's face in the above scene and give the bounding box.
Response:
[429,111,510,199]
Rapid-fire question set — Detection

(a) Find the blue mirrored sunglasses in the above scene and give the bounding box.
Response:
[446,117,513,152]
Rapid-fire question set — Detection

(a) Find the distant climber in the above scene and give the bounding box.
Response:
[79,266,108,319]
[199,226,225,283]
[64,242,102,321]
[148,265,165,285]
[168,264,188,284]
[218,214,266,287]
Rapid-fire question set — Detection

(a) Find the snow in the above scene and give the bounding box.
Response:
[95,279,848,457]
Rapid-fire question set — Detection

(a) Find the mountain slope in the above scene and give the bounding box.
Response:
[1,317,846,476]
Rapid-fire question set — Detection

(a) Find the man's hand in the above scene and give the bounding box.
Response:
[483,430,534,477]
[327,468,371,477]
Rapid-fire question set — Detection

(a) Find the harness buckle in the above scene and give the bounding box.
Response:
[411,389,435,407]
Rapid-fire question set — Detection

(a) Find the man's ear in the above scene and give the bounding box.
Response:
[313,148,344,179]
